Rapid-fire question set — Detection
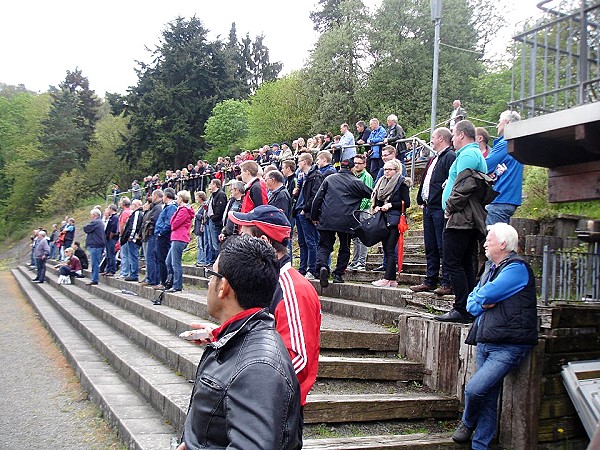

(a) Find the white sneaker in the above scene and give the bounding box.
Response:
[305,272,315,280]
[354,265,366,271]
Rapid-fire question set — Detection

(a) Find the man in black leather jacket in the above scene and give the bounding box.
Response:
[178,236,302,450]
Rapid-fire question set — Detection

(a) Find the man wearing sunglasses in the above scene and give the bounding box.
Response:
[177,236,302,450]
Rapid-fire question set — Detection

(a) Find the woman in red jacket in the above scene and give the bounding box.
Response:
[166,190,195,292]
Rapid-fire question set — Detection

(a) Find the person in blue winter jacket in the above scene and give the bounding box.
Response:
[366,118,387,178]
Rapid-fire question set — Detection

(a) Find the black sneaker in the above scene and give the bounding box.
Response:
[333,274,344,284]
[452,421,474,444]
[319,267,329,288]
[371,265,385,272]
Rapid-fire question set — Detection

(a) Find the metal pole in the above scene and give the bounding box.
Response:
[430,0,441,141]
[541,244,549,305]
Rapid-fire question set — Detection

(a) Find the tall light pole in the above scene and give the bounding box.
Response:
[430,0,442,141]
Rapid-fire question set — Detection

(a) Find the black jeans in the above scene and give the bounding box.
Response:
[423,206,450,287]
[383,226,400,281]
[443,228,479,315]
[157,234,171,285]
[36,257,46,282]
[316,230,351,277]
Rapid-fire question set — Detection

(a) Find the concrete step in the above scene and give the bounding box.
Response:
[304,393,459,423]
[18,266,193,433]
[20,267,458,428]
[11,269,178,450]
[304,433,457,449]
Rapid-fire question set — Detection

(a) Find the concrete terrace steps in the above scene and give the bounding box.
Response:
[302,433,457,449]
[15,266,461,449]
[15,267,461,443]
[11,269,178,450]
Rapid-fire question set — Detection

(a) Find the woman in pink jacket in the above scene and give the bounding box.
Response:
[165,190,195,292]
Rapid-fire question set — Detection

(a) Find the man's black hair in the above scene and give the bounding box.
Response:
[218,235,279,309]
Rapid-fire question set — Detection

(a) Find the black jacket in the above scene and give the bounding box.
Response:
[297,165,324,220]
[386,123,407,156]
[372,178,411,227]
[311,169,373,233]
[120,209,144,246]
[475,255,538,346]
[141,201,163,241]
[269,185,293,219]
[182,309,302,450]
[445,169,498,239]
[416,147,456,209]
[209,189,228,224]
[105,214,119,240]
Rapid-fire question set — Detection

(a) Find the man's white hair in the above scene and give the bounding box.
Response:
[500,110,521,124]
[387,114,398,122]
[487,222,519,253]
[91,208,102,218]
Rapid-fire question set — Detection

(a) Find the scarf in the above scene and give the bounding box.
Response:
[371,172,403,209]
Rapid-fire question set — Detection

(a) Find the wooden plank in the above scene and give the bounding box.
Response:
[539,394,578,419]
[317,356,423,381]
[498,340,544,450]
[548,161,600,202]
[544,334,600,353]
[320,329,399,352]
[303,433,457,449]
[304,394,459,423]
[544,350,600,373]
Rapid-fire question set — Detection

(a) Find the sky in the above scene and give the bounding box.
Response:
[1,0,544,97]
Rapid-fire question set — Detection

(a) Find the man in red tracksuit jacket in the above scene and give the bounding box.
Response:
[229,205,321,406]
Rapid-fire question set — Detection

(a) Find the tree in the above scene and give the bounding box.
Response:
[119,17,261,169]
[204,99,249,154]
[247,34,282,93]
[305,0,369,133]
[365,0,486,134]
[246,73,314,148]
[58,68,102,163]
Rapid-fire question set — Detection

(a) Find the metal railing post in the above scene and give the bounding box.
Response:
[541,244,550,305]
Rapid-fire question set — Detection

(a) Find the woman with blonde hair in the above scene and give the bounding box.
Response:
[166,190,195,292]
[370,159,411,287]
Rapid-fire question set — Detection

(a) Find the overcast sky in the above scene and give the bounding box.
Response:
[1,0,543,97]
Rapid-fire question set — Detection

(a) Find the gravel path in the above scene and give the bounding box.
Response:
[0,271,124,450]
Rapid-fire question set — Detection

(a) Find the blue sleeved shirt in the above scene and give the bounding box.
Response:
[367,126,387,158]
[441,142,487,210]
[155,202,177,236]
[466,261,529,317]
[485,136,524,206]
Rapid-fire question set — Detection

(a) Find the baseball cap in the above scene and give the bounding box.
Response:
[229,205,291,243]
[340,158,355,169]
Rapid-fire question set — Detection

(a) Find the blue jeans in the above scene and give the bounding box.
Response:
[423,206,450,287]
[485,203,517,226]
[166,240,187,290]
[89,247,103,283]
[125,241,140,279]
[49,242,57,259]
[145,234,159,285]
[295,213,319,275]
[196,235,208,265]
[120,242,130,277]
[205,220,220,264]
[462,342,531,450]
[105,238,117,274]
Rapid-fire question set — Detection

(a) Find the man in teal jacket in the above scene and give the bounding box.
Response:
[438,120,488,324]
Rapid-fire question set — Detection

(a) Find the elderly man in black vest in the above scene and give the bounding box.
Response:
[452,223,537,449]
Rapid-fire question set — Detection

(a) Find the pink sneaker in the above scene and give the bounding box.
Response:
[388,280,398,288]
[372,279,390,287]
